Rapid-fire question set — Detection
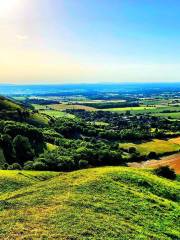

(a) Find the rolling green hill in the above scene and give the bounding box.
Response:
[0,96,50,127]
[0,96,23,111]
[0,167,179,239]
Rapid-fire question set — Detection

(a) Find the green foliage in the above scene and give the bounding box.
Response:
[79,159,89,168]
[23,161,34,170]
[155,166,176,180]
[128,146,137,154]
[13,135,34,164]
[148,151,158,159]
[7,163,22,170]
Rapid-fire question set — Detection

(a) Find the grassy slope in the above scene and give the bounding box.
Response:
[0,96,23,111]
[0,96,50,126]
[120,138,180,156]
[0,167,179,239]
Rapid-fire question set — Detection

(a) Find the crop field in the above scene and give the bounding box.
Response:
[49,103,97,111]
[104,106,155,112]
[0,167,179,239]
[120,138,180,156]
[105,105,180,119]
[169,137,180,145]
[129,153,180,174]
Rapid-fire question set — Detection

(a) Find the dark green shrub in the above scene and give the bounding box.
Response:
[1,163,9,170]
[79,160,89,168]
[13,135,34,164]
[33,161,47,171]
[23,161,34,170]
[154,166,176,180]
[7,163,22,170]
[129,147,137,154]
[148,151,157,159]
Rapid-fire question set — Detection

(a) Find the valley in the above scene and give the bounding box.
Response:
[0,83,179,239]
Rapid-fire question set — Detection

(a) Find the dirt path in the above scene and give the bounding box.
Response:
[128,153,180,174]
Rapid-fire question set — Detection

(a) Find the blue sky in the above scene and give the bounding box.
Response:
[0,0,180,83]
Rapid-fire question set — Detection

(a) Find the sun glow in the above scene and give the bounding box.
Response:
[0,0,20,17]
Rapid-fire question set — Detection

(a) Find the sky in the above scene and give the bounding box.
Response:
[0,0,180,84]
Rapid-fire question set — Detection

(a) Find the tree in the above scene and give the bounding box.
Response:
[148,151,157,159]
[13,135,34,165]
[79,160,89,169]
[0,134,15,164]
[129,147,137,154]
[155,166,176,180]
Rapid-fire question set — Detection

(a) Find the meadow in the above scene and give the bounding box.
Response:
[105,106,180,116]
[0,167,179,239]
[153,112,180,119]
[120,138,180,156]
[40,110,75,119]
[48,103,96,111]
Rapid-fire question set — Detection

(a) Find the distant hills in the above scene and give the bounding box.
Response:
[0,82,180,96]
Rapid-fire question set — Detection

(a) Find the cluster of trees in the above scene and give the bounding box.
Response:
[64,110,180,140]
[24,98,59,105]
[0,121,44,169]
[24,139,124,171]
[77,101,139,109]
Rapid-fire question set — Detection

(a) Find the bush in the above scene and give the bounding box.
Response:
[13,135,34,164]
[1,163,9,170]
[129,147,137,154]
[154,166,176,180]
[57,156,76,171]
[148,151,157,159]
[7,163,22,170]
[23,161,34,170]
[33,161,47,171]
[79,160,89,168]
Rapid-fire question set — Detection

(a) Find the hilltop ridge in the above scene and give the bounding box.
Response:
[0,166,179,239]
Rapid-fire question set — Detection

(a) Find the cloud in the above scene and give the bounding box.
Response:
[16,34,29,40]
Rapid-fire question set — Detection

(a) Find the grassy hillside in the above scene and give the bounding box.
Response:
[0,96,23,111]
[0,167,179,239]
[0,96,50,127]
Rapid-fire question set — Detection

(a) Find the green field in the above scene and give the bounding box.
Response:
[153,112,180,119]
[40,110,75,118]
[48,103,96,111]
[104,106,155,112]
[0,167,179,239]
[105,105,180,119]
[120,138,180,156]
